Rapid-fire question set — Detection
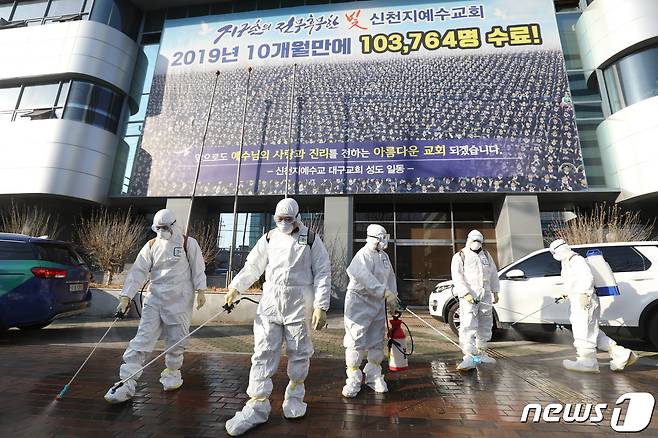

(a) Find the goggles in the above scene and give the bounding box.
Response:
[155,220,175,231]
[275,215,295,223]
[368,233,390,241]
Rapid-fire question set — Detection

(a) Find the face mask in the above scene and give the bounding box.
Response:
[378,237,389,250]
[156,229,172,240]
[276,221,294,234]
[469,241,482,251]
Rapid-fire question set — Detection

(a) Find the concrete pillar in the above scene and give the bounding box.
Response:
[323,196,353,309]
[495,195,544,266]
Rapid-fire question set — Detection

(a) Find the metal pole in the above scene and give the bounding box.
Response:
[227,66,253,287]
[185,70,221,235]
[284,63,297,198]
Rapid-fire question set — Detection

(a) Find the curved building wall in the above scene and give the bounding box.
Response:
[0,120,122,203]
[576,0,658,201]
[0,15,143,204]
[576,0,658,82]
[597,96,658,201]
[0,20,138,99]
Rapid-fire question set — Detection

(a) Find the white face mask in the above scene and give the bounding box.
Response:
[276,221,295,234]
[378,237,389,250]
[156,229,173,240]
[469,241,482,251]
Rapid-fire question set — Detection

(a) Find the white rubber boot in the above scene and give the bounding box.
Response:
[457,355,477,371]
[104,379,136,404]
[160,368,183,391]
[610,345,638,371]
[563,353,600,373]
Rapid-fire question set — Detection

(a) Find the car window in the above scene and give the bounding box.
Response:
[0,241,35,260]
[508,251,561,278]
[33,244,80,266]
[574,246,650,272]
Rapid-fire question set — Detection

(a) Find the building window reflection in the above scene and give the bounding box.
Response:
[604,44,658,114]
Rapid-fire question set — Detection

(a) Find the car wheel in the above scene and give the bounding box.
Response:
[17,322,51,331]
[648,312,658,349]
[447,301,460,336]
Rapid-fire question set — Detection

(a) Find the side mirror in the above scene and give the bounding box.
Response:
[505,269,526,280]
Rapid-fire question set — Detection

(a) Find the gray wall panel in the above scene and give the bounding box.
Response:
[0,119,121,203]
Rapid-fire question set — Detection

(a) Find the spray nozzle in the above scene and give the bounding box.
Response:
[110,381,124,394]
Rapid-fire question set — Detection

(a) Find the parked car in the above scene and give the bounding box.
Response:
[0,233,92,331]
[429,242,658,348]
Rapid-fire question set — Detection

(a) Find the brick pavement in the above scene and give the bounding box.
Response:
[1,310,657,437]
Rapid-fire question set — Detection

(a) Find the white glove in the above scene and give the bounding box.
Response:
[196,289,206,310]
[312,308,327,330]
[384,289,399,314]
[116,296,130,317]
[579,293,591,310]
[560,294,569,301]
[463,293,475,304]
[492,292,499,304]
[225,288,239,307]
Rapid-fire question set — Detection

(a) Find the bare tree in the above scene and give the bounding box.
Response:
[0,201,60,239]
[547,203,655,245]
[188,218,219,271]
[77,207,146,285]
[305,213,349,301]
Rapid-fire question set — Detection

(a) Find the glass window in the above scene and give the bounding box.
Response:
[396,223,451,240]
[11,0,48,20]
[33,243,80,265]
[257,0,280,10]
[604,44,658,113]
[0,2,14,20]
[0,87,20,111]
[353,222,393,238]
[396,245,453,302]
[143,10,165,33]
[568,71,601,103]
[47,0,83,16]
[90,0,141,40]
[395,204,450,222]
[142,43,160,93]
[511,251,561,278]
[56,81,69,106]
[454,223,496,241]
[0,241,35,260]
[453,203,494,221]
[556,12,583,70]
[64,81,124,133]
[234,0,256,12]
[573,246,650,272]
[18,83,60,109]
[573,102,604,119]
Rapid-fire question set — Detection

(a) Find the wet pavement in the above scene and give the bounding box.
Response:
[1,309,657,437]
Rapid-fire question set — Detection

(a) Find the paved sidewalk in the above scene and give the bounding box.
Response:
[1,309,657,437]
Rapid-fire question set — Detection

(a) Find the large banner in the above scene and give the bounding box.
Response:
[128,0,587,197]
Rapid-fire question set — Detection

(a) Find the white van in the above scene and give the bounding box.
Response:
[428,242,658,348]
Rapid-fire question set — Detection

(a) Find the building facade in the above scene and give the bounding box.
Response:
[1,0,656,303]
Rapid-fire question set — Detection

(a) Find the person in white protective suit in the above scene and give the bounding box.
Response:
[342,224,398,398]
[104,209,207,403]
[224,198,331,436]
[451,230,500,371]
[549,239,638,373]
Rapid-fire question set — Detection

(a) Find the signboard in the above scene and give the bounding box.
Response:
[128,0,587,196]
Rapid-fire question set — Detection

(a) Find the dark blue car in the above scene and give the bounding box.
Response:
[0,233,92,331]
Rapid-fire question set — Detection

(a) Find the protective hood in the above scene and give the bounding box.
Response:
[275,197,299,218]
[151,209,179,240]
[549,239,573,261]
[366,223,389,250]
[466,229,484,252]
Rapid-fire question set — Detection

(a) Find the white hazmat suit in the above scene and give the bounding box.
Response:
[104,209,207,403]
[451,230,500,370]
[343,224,398,398]
[225,198,331,436]
[549,239,637,373]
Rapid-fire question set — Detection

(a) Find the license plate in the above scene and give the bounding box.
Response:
[69,283,85,292]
